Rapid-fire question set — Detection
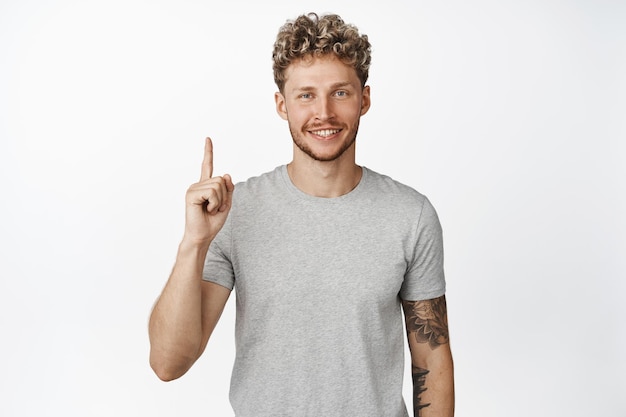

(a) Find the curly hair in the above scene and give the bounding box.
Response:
[272,13,372,92]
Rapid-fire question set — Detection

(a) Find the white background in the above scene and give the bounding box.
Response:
[1,0,624,416]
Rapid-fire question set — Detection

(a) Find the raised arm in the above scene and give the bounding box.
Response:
[402,295,455,417]
[149,137,234,381]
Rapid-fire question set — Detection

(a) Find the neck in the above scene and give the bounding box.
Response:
[287,149,362,198]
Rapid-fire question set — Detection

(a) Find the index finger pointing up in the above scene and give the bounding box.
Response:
[200,137,213,181]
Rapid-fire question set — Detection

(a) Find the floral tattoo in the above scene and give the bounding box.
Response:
[403,295,449,349]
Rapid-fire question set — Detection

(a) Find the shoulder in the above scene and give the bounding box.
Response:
[361,167,441,230]
[228,166,290,216]
[232,166,284,198]
[362,167,430,209]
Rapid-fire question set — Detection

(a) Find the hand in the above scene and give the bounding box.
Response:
[183,137,234,245]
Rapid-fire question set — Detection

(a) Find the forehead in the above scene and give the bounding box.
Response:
[284,55,360,91]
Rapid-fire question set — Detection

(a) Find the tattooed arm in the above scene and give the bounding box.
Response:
[402,295,455,417]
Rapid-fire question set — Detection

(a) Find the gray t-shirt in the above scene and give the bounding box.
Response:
[203,165,445,417]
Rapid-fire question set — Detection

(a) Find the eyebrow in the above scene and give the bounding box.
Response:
[291,81,355,93]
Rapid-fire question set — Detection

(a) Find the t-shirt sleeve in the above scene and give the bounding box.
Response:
[202,214,235,290]
[400,196,446,301]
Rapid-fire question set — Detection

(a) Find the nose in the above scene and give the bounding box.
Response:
[315,96,334,121]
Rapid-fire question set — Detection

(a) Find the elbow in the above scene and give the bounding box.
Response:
[151,364,183,382]
[150,352,193,382]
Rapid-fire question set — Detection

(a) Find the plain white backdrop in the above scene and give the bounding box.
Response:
[1,0,624,416]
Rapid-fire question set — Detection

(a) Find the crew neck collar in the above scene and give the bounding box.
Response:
[279,164,368,203]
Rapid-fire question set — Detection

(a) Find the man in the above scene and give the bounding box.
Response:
[149,13,454,417]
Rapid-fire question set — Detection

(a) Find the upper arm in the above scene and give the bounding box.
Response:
[197,280,231,356]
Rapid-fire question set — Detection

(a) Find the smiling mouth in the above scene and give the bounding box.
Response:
[309,128,341,138]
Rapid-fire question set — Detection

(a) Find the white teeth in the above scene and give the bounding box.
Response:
[312,129,340,137]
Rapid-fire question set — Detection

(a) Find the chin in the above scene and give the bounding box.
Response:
[305,144,354,162]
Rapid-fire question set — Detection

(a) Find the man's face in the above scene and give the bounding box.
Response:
[275,55,371,162]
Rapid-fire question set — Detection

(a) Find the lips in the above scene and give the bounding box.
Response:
[309,128,341,138]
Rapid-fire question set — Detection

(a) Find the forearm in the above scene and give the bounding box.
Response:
[411,346,454,417]
[149,137,234,381]
[403,296,455,416]
[149,238,209,380]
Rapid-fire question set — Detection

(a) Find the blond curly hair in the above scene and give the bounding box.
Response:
[272,13,372,93]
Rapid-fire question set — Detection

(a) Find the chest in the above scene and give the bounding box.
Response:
[229,203,413,312]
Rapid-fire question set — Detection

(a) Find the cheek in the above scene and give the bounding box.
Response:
[286,107,311,125]
[339,105,364,121]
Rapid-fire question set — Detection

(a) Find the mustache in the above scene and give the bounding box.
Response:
[304,123,343,130]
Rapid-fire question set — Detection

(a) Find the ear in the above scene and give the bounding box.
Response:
[360,85,371,116]
[275,92,288,120]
